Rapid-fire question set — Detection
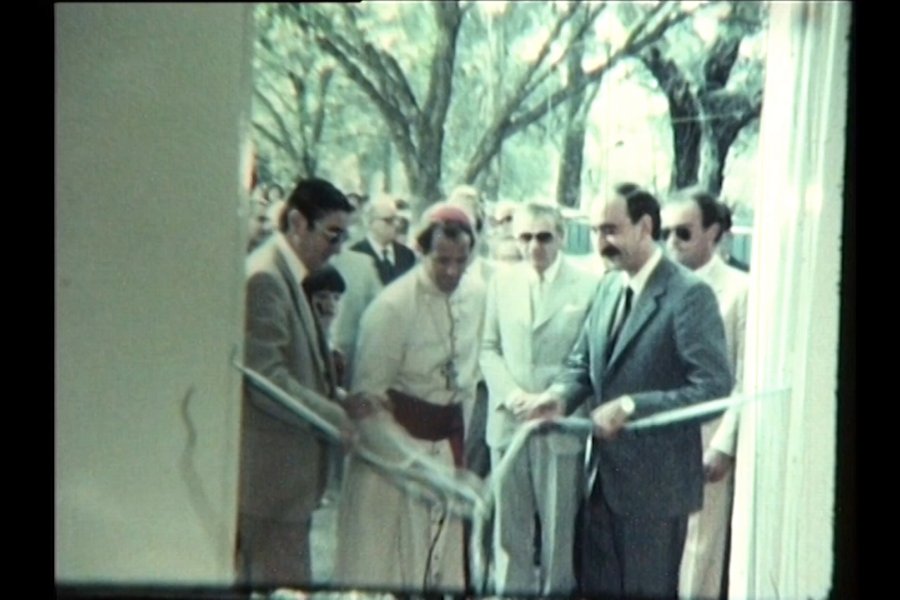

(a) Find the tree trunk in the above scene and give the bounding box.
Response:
[556,31,594,209]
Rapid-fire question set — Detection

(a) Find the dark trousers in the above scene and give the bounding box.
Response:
[235,512,312,588]
[578,490,688,598]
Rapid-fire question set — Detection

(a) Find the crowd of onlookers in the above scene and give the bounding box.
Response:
[237,175,748,600]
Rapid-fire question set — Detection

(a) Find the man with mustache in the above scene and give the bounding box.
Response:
[532,182,733,598]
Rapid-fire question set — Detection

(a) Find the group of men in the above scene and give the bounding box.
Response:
[235,176,748,599]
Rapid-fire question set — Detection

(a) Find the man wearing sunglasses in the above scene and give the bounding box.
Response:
[480,202,601,596]
[662,190,749,600]
[350,196,417,286]
[533,183,732,598]
[238,177,377,587]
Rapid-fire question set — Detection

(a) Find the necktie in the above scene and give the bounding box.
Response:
[606,286,633,361]
[383,247,396,281]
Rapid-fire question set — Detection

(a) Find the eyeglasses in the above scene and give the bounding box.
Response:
[517,231,555,244]
[314,223,350,245]
[660,226,692,242]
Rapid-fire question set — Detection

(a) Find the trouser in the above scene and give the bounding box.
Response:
[491,434,582,596]
[578,490,688,598]
[235,512,312,588]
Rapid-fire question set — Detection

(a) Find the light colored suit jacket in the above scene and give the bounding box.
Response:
[329,250,383,385]
[239,238,346,522]
[703,254,749,455]
[481,258,600,453]
[551,256,733,518]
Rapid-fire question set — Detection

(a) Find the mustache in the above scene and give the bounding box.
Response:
[601,247,621,258]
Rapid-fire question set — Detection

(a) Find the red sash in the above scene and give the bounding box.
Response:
[386,389,465,467]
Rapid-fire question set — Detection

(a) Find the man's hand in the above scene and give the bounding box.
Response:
[703,449,735,483]
[507,391,563,421]
[507,391,539,419]
[525,393,564,421]
[344,391,383,420]
[590,396,635,440]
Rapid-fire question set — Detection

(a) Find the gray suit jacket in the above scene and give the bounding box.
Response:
[239,238,346,522]
[481,258,600,452]
[551,255,732,518]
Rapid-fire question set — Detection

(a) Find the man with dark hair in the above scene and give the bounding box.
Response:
[333,204,485,594]
[717,203,750,272]
[237,177,375,587]
[531,183,733,598]
[662,189,749,600]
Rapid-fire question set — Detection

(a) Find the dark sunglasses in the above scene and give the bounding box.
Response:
[517,231,555,244]
[314,224,350,245]
[660,226,692,242]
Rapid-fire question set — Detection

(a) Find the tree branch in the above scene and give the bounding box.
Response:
[519,2,608,105]
[253,89,300,162]
[421,1,461,129]
[252,121,297,163]
[286,71,312,154]
[311,67,334,146]
[512,7,692,135]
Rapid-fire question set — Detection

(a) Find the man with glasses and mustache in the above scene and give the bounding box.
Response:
[662,189,749,600]
[237,177,377,587]
[480,202,601,596]
[350,195,417,286]
[530,182,732,598]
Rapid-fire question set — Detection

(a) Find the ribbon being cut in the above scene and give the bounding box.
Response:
[233,357,788,593]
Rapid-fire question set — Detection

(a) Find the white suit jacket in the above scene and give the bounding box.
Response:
[480,257,601,453]
[701,254,749,456]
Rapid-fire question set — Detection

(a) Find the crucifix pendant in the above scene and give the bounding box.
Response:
[440,359,458,391]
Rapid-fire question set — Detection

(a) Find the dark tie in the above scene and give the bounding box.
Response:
[379,247,394,283]
[606,286,633,361]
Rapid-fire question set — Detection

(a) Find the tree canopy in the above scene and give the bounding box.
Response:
[251,1,766,215]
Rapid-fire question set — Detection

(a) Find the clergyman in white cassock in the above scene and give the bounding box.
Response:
[332,206,485,594]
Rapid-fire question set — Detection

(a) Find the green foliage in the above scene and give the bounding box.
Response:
[251,1,766,209]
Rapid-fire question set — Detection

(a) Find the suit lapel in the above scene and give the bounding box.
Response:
[275,251,329,391]
[532,260,570,331]
[605,260,670,372]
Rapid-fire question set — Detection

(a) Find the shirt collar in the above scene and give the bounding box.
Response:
[693,252,720,281]
[528,252,563,285]
[367,235,391,259]
[276,232,308,285]
[621,245,663,299]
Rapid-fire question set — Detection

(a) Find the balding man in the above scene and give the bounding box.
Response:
[350,196,417,286]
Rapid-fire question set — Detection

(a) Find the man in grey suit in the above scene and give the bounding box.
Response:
[535,183,733,597]
[237,177,374,587]
[480,203,600,596]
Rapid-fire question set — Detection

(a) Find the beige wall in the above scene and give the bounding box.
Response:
[56,4,253,585]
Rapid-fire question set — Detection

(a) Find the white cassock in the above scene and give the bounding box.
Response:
[332,265,486,594]
[679,253,749,599]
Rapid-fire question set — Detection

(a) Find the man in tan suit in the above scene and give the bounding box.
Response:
[237,177,373,587]
[662,189,749,600]
[480,203,601,596]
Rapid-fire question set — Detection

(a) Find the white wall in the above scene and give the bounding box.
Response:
[56,4,253,585]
